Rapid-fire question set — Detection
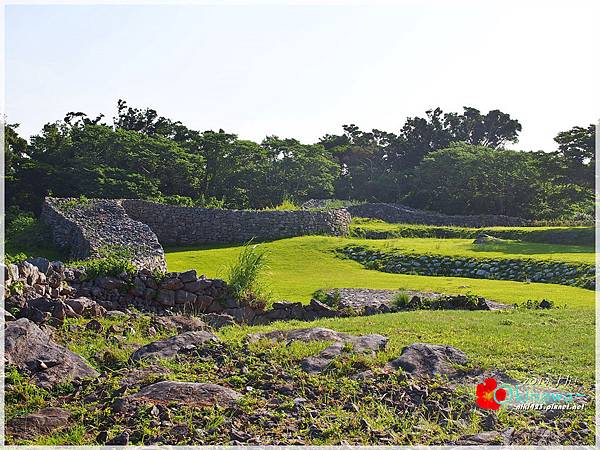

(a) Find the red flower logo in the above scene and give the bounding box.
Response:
[476,378,507,410]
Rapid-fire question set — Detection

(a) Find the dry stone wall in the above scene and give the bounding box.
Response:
[41,198,166,272]
[121,200,351,245]
[346,203,528,227]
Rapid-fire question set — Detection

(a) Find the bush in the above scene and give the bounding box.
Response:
[312,288,341,308]
[265,198,300,211]
[72,247,136,280]
[226,241,269,303]
[5,210,63,262]
[391,292,411,308]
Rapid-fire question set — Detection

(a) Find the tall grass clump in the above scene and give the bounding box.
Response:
[266,198,300,211]
[226,240,269,307]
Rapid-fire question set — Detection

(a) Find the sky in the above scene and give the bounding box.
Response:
[5,0,600,151]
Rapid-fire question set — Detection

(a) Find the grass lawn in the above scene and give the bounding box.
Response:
[165,236,594,308]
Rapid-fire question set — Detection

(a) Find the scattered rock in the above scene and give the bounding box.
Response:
[6,407,71,441]
[5,319,99,389]
[151,315,208,333]
[129,381,241,408]
[131,331,219,361]
[106,431,130,445]
[202,313,236,329]
[456,430,502,445]
[85,319,103,332]
[386,343,469,377]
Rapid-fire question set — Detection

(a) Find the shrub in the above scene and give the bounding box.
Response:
[265,198,300,211]
[73,247,136,280]
[226,240,269,302]
[391,292,411,308]
[312,288,341,308]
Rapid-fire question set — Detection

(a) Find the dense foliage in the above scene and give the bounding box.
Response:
[4,101,594,221]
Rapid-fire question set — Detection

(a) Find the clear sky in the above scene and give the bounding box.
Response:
[5,1,599,150]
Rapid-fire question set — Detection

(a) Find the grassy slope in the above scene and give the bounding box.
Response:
[165,236,594,308]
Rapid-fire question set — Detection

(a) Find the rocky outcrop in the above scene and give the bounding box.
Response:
[130,331,219,361]
[5,318,99,388]
[41,197,166,271]
[6,407,71,441]
[347,202,528,227]
[247,327,388,374]
[121,199,351,245]
[386,343,469,377]
[128,381,242,408]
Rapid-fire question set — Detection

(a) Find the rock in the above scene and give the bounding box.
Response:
[247,327,387,374]
[202,313,235,329]
[160,278,184,290]
[178,269,198,283]
[26,257,51,275]
[105,310,127,318]
[130,331,219,361]
[539,299,553,309]
[301,334,388,374]
[129,381,241,408]
[5,318,99,389]
[247,327,351,344]
[156,289,175,306]
[3,307,16,321]
[95,276,126,290]
[151,315,208,333]
[386,343,468,377]
[456,431,502,445]
[6,407,71,441]
[307,298,339,317]
[85,319,103,332]
[106,431,130,445]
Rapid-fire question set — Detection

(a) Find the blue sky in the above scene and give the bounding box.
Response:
[6,1,599,150]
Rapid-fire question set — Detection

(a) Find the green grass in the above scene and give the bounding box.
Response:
[165,236,594,308]
[221,307,595,384]
[350,219,595,246]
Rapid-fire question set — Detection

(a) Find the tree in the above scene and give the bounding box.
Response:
[553,124,595,187]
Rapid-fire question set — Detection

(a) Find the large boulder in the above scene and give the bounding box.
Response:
[6,407,71,441]
[128,381,241,408]
[5,318,99,389]
[130,331,219,361]
[386,343,469,377]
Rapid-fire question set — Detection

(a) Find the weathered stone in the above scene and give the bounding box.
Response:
[386,343,469,377]
[26,257,51,275]
[130,331,219,361]
[184,280,203,293]
[151,315,208,333]
[161,277,184,290]
[456,431,502,445]
[179,269,198,283]
[95,276,126,291]
[65,297,106,318]
[85,319,103,332]
[129,381,241,408]
[202,313,235,329]
[193,295,214,312]
[6,407,71,441]
[5,318,99,388]
[156,289,175,306]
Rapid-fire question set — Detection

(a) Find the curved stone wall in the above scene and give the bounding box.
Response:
[41,198,166,272]
[121,199,351,245]
[346,203,528,227]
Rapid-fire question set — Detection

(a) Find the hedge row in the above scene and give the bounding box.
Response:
[349,221,594,246]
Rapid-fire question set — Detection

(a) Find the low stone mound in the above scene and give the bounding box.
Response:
[131,331,219,361]
[6,407,71,441]
[129,381,241,408]
[386,343,469,377]
[473,234,506,245]
[248,327,388,374]
[5,318,99,389]
[325,288,512,313]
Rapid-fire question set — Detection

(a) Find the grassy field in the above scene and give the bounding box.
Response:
[165,236,594,307]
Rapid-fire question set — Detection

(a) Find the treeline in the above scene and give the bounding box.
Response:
[4,100,595,220]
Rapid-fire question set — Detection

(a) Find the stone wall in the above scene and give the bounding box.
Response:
[121,199,351,245]
[340,245,596,290]
[41,198,166,272]
[3,259,344,326]
[346,203,528,227]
